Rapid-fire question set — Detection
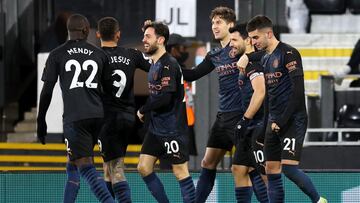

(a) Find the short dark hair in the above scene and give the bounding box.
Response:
[246,15,273,33]
[210,6,236,24]
[229,23,248,39]
[143,21,170,45]
[67,14,90,32]
[97,17,119,41]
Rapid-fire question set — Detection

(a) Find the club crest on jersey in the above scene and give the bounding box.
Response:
[272,58,279,68]
[229,49,237,58]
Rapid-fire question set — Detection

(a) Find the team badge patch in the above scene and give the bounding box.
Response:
[272,58,279,68]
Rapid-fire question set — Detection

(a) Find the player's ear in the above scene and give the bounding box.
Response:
[158,36,165,45]
[228,22,234,29]
[96,31,101,39]
[116,31,121,40]
[82,26,90,37]
[245,37,251,46]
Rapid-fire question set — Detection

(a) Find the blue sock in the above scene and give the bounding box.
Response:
[105,181,115,198]
[179,176,196,203]
[142,172,169,203]
[235,186,253,203]
[113,181,131,203]
[195,168,216,203]
[249,170,269,203]
[267,174,284,203]
[63,163,80,203]
[282,164,320,203]
[79,164,115,203]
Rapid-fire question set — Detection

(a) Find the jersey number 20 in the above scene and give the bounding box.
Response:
[65,59,98,89]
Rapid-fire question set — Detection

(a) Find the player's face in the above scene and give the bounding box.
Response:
[248,29,269,51]
[229,31,246,56]
[211,16,232,40]
[142,27,159,55]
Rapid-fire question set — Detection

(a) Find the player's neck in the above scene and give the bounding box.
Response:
[220,34,230,48]
[266,39,279,54]
[68,32,87,41]
[151,47,166,63]
[101,41,117,47]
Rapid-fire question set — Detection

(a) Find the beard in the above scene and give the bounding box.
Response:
[233,46,245,56]
[145,43,158,55]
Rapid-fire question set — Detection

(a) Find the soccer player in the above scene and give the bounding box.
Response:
[96,17,151,202]
[159,33,197,170]
[180,7,262,202]
[136,21,195,203]
[245,15,327,203]
[229,23,269,203]
[37,14,115,203]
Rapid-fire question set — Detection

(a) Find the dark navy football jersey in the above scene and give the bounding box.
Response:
[261,42,307,122]
[208,44,241,112]
[147,53,187,136]
[102,46,150,113]
[238,60,264,125]
[41,39,108,123]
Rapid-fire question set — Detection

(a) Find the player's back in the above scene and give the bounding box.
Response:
[101,46,150,113]
[43,39,108,123]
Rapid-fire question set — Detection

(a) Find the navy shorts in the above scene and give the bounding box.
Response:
[265,116,307,162]
[207,111,242,151]
[233,125,266,175]
[141,132,189,165]
[63,118,102,161]
[98,111,135,162]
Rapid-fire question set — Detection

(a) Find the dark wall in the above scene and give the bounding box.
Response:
[300,146,360,169]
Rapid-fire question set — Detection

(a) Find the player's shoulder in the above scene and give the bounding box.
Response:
[161,53,179,68]
[87,42,107,56]
[49,41,69,56]
[208,46,222,57]
[279,42,300,56]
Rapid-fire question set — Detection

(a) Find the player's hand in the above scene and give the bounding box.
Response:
[142,20,152,31]
[137,110,144,123]
[271,122,280,133]
[37,118,47,145]
[237,54,249,72]
[235,117,250,140]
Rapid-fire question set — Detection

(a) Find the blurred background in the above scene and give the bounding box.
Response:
[0,0,360,202]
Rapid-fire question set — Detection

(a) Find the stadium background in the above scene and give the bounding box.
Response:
[0,0,360,202]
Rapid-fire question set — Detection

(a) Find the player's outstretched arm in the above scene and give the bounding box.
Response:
[182,55,214,81]
[37,81,55,144]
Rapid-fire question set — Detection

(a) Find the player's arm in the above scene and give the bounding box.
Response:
[182,54,215,81]
[235,63,265,138]
[37,81,55,144]
[133,49,151,72]
[37,54,58,144]
[274,49,304,129]
[247,50,266,62]
[244,64,265,119]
